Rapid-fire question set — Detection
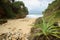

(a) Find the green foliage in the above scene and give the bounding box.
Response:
[44,0,60,21]
[0,0,28,24]
[3,2,16,19]
[0,0,28,19]
[34,17,43,25]
[55,10,60,18]
[33,14,60,40]
[12,1,24,8]
[30,0,60,40]
[0,0,15,19]
[0,0,9,3]
[5,6,16,19]
[12,1,28,18]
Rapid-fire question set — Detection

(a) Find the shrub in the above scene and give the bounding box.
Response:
[34,17,43,25]
[4,5,16,19]
[30,14,60,40]
[12,1,28,18]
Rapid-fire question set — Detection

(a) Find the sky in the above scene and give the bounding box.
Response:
[15,0,54,15]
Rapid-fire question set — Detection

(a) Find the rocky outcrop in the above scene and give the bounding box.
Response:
[0,32,29,40]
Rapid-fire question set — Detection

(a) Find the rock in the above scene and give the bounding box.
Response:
[0,19,7,25]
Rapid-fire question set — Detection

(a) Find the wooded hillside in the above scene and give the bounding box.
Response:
[44,0,60,21]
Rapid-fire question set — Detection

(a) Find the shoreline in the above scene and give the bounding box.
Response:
[0,18,36,34]
[26,15,43,18]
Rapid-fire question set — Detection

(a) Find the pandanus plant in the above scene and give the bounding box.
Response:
[34,14,60,40]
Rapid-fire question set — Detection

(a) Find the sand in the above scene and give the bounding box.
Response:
[0,18,36,40]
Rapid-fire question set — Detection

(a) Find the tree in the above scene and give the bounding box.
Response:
[43,0,60,21]
[12,0,15,2]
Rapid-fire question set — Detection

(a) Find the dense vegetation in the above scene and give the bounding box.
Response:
[29,0,60,40]
[44,0,60,21]
[0,0,28,24]
[35,0,60,25]
[0,0,28,19]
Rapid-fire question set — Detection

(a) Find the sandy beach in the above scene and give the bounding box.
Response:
[0,18,36,40]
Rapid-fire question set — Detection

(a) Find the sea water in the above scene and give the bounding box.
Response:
[26,13,43,18]
[26,14,43,18]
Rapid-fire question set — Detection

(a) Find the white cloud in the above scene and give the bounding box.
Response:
[15,0,53,13]
[20,0,41,11]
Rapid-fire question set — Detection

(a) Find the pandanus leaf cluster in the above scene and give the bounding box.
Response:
[35,14,60,39]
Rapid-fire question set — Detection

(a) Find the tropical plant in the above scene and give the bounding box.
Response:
[0,0,28,19]
[32,14,60,40]
[0,0,28,24]
[44,0,60,21]
[12,1,28,18]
